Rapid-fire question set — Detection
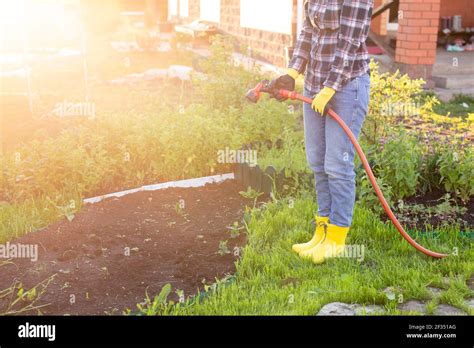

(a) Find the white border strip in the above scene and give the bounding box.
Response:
[83,173,235,205]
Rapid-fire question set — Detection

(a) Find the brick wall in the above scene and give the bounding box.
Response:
[394,0,441,82]
[371,0,389,36]
[186,0,295,67]
[371,0,474,36]
[396,0,440,66]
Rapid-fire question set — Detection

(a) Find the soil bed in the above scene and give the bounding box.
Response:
[389,189,473,232]
[0,180,249,315]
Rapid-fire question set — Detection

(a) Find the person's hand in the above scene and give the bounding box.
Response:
[311,87,336,115]
[268,68,299,101]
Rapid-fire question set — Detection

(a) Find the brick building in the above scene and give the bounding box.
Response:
[167,0,297,67]
[160,0,474,84]
[371,0,474,82]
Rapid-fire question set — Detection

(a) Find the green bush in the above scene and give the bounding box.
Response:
[437,146,474,202]
[375,131,422,200]
[257,127,308,174]
[418,144,442,194]
[357,170,394,215]
[195,35,262,112]
[365,60,438,144]
[1,101,294,203]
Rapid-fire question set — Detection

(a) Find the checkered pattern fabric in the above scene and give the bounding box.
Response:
[289,0,374,93]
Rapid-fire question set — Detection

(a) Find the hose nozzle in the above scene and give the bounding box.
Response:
[246,80,293,103]
[245,82,263,103]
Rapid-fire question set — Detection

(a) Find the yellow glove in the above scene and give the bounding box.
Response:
[311,87,336,115]
[287,68,300,80]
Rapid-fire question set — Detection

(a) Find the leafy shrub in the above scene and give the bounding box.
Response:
[257,127,308,175]
[357,171,394,215]
[257,127,311,194]
[1,99,294,203]
[195,35,261,112]
[375,131,422,200]
[366,60,438,144]
[355,141,394,214]
[418,144,442,194]
[437,146,474,202]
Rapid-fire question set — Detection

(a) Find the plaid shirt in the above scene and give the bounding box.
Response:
[289,0,373,94]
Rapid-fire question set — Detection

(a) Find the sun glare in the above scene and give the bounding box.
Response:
[1,0,82,52]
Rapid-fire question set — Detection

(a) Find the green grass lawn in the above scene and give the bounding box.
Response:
[427,93,474,118]
[168,192,473,315]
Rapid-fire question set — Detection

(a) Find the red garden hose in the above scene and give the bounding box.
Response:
[247,82,448,258]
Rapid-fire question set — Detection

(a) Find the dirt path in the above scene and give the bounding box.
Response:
[0,180,249,315]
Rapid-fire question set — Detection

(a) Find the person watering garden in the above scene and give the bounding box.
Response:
[270,0,374,264]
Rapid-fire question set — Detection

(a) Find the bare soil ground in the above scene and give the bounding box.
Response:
[0,180,249,315]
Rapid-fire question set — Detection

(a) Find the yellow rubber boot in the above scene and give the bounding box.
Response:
[292,216,329,254]
[300,223,349,264]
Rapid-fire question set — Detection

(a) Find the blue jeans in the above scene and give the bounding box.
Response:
[303,73,370,227]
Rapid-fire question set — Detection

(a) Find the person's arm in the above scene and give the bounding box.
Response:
[288,1,314,75]
[269,2,313,101]
[323,0,373,91]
